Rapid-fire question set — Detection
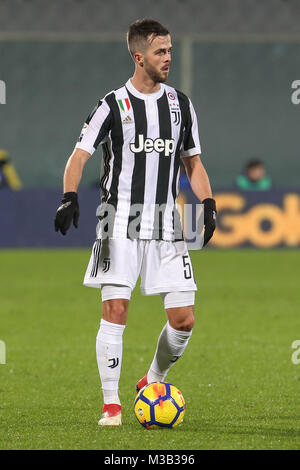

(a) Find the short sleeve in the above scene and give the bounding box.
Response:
[180,99,201,158]
[75,99,112,155]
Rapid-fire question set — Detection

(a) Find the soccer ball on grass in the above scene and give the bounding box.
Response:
[134,381,185,429]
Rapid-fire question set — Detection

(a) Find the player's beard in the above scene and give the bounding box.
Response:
[144,58,169,84]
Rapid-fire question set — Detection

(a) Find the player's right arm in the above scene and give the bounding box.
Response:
[63,147,91,193]
[54,148,90,236]
[55,98,112,236]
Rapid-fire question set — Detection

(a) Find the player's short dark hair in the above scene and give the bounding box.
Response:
[127,18,170,57]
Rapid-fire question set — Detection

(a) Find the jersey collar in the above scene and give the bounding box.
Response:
[125,79,165,100]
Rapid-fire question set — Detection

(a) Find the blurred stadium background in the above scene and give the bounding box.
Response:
[1,0,300,452]
[0,0,300,247]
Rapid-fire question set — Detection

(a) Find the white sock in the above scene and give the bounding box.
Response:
[96,318,125,405]
[147,321,192,383]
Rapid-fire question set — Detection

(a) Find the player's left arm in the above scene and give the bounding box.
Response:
[182,154,212,202]
[182,154,217,247]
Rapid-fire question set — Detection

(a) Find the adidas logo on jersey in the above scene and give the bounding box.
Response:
[130,134,175,157]
[122,115,133,124]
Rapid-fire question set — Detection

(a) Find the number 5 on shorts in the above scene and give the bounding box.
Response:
[182,255,192,279]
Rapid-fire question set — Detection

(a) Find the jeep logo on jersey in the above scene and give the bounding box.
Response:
[130,135,175,157]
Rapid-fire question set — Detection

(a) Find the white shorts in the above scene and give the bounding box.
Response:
[83,238,197,296]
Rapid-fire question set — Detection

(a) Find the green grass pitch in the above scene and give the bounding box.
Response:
[1,248,300,450]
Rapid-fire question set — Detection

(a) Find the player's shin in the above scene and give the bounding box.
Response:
[96,319,125,405]
[147,321,192,383]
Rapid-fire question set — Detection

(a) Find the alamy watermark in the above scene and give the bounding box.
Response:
[0,340,6,364]
[291,340,300,365]
[95,202,205,249]
[0,80,6,104]
[291,80,300,105]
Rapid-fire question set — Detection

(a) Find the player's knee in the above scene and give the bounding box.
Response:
[178,314,194,332]
[102,299,128,325]
[169,308,194,332]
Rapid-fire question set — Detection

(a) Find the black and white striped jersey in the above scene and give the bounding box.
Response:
[75,79,201,241]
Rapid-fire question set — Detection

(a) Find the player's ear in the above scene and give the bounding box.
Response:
[134,52,144,67]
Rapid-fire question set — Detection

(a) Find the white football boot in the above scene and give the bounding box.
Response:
[98,404,122,426]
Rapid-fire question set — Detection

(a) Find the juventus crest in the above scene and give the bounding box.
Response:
[102,257,111,273]
[171,110,180,125]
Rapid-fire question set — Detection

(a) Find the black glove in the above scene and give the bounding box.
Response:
[203,198,217,247]
[54,192,79,236]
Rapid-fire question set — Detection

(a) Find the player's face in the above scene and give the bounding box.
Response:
[143,35,172,83]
